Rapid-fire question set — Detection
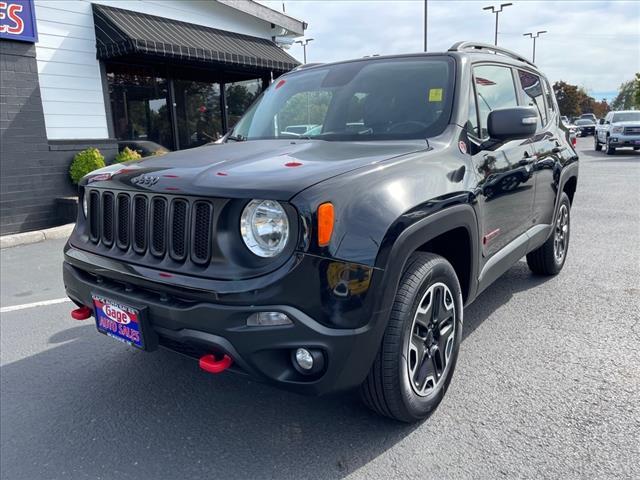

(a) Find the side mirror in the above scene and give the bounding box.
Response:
[487,106,538,141]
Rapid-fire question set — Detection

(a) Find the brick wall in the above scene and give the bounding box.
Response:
[0,40,116,235]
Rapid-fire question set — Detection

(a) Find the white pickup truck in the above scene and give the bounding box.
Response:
[594,110,640,155]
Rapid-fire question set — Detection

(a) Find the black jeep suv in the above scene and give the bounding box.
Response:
[63,42,578,422]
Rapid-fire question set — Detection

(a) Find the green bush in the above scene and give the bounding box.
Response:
[114,146,142,163]
[69,148,106,184]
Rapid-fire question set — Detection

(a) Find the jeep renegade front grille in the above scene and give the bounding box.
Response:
[88,190,213,265]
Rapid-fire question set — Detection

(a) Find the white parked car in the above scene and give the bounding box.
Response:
[595,110,640,155]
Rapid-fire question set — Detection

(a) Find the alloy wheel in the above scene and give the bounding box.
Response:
[407,282,456,397]
[553,204,569,262]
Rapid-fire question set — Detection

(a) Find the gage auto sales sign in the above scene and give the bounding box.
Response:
[0,0,38,43]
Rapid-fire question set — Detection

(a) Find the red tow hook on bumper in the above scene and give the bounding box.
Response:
[71,306,92,320]
[199,354,233,374]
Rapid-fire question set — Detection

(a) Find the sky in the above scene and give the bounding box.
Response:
[262,0,640,102]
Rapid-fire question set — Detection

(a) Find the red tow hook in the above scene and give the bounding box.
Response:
[199,354,233,374]
[71,306,92,320]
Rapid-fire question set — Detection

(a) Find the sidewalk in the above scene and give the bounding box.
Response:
[0,224,75,249]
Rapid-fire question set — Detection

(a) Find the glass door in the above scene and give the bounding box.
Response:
[173,80,223,149]
[108,68,174,151]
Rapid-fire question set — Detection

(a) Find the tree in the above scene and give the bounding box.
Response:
[553,81,610,118]
[611,76,640,110]
[591,99,610,118]
[553,81,581,117]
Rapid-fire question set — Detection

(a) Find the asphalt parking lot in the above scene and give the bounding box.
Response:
[1,138,638,480]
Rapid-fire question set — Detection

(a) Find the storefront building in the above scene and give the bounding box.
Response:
[0,0,304,234]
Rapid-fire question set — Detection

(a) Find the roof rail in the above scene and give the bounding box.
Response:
[449,41,536,67]
[291,62,324,72]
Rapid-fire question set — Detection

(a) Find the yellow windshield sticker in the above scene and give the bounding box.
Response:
[429,88,443,102]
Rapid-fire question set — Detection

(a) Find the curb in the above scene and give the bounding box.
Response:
[0,224,75,249]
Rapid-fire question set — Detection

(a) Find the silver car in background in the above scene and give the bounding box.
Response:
[595,110,640,154]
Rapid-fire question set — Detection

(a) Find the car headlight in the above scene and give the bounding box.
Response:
[82,191,89,218]
[240,200,289,257]
[611,126,624,134]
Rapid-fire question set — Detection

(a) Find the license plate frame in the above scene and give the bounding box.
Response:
[92,293,149,350]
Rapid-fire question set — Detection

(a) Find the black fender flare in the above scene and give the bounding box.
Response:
[334,203,480,390]
[374,203,480,314]
[552,161,579,229]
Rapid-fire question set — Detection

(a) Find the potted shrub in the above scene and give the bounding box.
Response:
[58,148,107,223]
[69,147,106,184]
[114,146,142,163]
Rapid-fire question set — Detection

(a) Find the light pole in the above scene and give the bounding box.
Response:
[483,3,513,46]
[424,0,428,52]
[295,38,314,64]
[523,31,547,63]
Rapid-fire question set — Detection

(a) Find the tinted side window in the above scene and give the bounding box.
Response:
[473,65,518,138]
[518,69,546,127]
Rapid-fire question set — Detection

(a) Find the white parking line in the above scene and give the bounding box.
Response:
[0,298,71,313]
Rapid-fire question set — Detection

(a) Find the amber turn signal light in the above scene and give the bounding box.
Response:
[317,202,334,247]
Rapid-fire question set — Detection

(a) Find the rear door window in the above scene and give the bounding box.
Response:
[517,69,547,128]
[542,78,555,121]
[473,65,519,138]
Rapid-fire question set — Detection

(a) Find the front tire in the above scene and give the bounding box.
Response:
[606,137,616,155]
[360,253,463,422]
[526,192,571,275]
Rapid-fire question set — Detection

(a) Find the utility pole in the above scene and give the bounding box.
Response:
[424,0,428,52]
[483,3,513,46]
[295,38,314,64]
[523,31,547,63]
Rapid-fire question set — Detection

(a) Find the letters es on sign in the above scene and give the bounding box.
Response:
[0,0,38,43]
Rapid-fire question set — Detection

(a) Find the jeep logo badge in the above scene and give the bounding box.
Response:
[131,174,159,187]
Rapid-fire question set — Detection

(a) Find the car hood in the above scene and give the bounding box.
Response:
[83,139,429,200]
[612,121,640,127]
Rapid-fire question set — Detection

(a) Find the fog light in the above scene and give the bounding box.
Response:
[246,311,292,327]
[295,348,314,370]
[292,348,325,375]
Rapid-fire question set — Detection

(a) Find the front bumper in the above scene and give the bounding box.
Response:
[578,127,595,136]
[608,133,640,147]
[63,246,388,395]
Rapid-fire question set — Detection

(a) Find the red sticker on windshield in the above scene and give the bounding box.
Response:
[458,141,468,154]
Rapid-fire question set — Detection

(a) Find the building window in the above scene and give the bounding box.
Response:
[106,62,266,152]
[107,66,173,152]
[174,80,223,149]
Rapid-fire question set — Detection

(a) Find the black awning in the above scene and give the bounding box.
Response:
[92,4,299,72]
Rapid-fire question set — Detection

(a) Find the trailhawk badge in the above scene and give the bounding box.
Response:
[131,174,159,187]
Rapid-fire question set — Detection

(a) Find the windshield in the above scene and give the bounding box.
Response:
[612,112,640,123]
[576,119,594,125]
[228,57,454,142]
